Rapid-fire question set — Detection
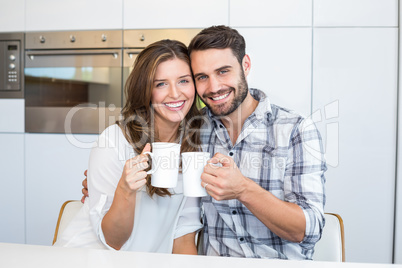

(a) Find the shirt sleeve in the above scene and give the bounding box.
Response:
[174,197,203,239]
[87,125,126,250]
[284,117,327,249]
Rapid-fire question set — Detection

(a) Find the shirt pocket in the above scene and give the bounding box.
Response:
[257,145,287,200]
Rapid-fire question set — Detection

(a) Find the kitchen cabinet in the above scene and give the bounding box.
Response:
[25,133,98,245]
[314,0,397,27]
[123,0,228,29]
[237,28,312,116]
[230,0,312,27]
[0,0,25,32]
[25,0,123,31]
[396,74,402,263]
[395,3,402,263]
[312,28,398,263]
[0,99,24,133]
[0,133,25,243]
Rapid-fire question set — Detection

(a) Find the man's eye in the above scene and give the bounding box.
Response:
[219,70,228,74]
[198,75,207,81]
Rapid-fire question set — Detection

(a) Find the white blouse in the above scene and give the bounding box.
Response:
[54,124,203,253]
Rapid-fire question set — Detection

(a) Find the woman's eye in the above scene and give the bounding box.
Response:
[156,82,166,87]
[179,79,189,84]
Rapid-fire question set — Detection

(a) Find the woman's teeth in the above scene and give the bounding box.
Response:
[164,101,184,108]
[212,92,230,101]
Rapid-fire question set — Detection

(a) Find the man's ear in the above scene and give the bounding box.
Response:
[242,54,251,77]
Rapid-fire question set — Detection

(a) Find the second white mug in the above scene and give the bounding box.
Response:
[181,152,210,197]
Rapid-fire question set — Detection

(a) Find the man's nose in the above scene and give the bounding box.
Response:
[207,76,220,92]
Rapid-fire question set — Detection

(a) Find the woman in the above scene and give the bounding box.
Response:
[54,39,203,254]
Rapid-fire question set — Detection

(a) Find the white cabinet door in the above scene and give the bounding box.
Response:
[25,133,98,245]
[230,0,312,27]
[314,0,398,27]
[0,134,25,243]
[395,3,402,263]
[312,28,398,263]
[396,72,402,263]
[237,28,312,116]
[25,0,123,31]
[123,0,228,29]
[0,99,24,133]
[0,0,25,32]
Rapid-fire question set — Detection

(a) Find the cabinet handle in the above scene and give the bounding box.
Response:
[27,51,120,60]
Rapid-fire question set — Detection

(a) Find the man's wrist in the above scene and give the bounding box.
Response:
[237,176,256,203]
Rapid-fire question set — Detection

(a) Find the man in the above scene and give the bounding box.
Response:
[82,25,326,260]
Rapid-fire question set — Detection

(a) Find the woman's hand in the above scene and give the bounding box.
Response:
[118,144,151,195]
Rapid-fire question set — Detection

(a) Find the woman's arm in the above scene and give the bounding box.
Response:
[101,144,151,250]
[172,232,198,255]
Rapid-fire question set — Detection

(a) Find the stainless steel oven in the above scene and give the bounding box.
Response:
[24,29,201,134]
[24,30,123,134]
[0,32,24,98]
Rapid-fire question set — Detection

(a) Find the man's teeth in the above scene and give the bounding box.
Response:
[165,101,184,108]
[212,92,230,101]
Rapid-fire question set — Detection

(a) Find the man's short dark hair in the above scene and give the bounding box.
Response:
[188,25,246,64]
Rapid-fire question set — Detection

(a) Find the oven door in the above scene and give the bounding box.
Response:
[122,48,142,105]
[25,49,122,134]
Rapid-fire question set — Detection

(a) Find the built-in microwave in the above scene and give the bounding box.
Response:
[0,32,24,98]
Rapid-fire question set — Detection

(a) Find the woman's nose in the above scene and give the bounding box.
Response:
[169,84,180,99]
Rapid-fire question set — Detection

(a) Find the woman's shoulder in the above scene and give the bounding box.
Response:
[96,124,130,147]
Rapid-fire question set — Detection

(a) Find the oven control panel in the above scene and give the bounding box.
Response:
[1,40,21,91]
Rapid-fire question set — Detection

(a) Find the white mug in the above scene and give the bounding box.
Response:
[144,142,181,188]
[181,152,210,197]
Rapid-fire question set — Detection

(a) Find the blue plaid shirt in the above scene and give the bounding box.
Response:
[199,88,326,259]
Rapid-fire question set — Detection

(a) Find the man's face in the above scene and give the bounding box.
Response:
[190,48,250,116]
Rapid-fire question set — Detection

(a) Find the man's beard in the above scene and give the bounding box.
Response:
[202,71,249,117]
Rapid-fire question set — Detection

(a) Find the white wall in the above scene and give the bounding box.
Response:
[0,0,400,264]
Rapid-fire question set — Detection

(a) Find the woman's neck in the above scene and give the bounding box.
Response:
[154,116,181,143]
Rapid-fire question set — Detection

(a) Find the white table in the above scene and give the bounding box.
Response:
[0,243,401,268]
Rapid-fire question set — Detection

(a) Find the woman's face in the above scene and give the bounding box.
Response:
[151,58,195,125]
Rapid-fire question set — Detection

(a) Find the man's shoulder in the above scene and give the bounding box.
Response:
[268,104,305,125]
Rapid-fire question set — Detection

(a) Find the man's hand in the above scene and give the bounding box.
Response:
[200,152,249,201]
[81,170,88,203]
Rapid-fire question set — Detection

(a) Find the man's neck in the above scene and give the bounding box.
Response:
[221,91,259,144]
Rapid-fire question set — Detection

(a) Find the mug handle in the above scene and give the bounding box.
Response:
[143,152,155,174]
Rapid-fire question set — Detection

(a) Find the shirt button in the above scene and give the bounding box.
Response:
[232,210,237,215]
[239,237,244,242]
[229,152,234,156]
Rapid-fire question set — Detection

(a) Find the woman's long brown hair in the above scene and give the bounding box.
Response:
[117,39,202,197]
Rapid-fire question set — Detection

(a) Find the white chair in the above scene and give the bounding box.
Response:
[313,213,345,262]
[52,200,83,245]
